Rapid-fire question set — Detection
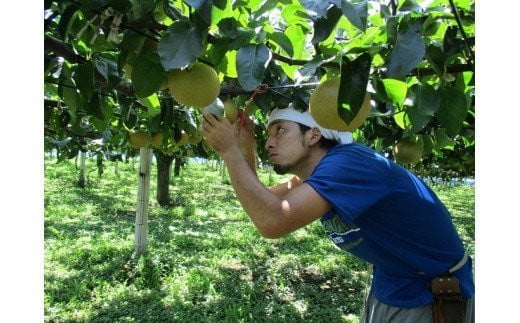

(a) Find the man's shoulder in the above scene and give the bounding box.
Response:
[328,143,377,157]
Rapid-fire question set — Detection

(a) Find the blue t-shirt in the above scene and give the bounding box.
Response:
[305,143,475,308]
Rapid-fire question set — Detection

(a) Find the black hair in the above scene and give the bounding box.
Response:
[296,123,339,150]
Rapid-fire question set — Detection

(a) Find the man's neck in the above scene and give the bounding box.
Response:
[293,147,329,180]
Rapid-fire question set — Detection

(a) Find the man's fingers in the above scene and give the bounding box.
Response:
[202,112,215,126]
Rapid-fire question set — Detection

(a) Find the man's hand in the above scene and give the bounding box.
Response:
[200,112,241,157]
[236,110,255,151]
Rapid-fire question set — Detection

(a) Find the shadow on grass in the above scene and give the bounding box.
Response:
[85,258,362,323]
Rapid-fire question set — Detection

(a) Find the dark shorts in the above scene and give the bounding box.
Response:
[360,292,475,323]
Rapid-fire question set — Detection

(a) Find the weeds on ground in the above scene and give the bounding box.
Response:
[44,157,474,322]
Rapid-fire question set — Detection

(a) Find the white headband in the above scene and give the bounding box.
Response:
[267,106,353,145]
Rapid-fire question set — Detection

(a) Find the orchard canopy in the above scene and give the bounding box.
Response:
[44,0,475,179]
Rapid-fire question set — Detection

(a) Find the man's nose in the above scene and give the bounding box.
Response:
[265,136,275,150]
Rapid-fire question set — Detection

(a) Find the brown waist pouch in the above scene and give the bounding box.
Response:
[431,275,467,323]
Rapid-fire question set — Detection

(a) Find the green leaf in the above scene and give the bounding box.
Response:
[127,0,155,21]
[217,17,241,39]
[417,85,440,116]
[381,78,408,106]
[74,62,95,99]
[62,85,83,114]
[138,94,161,117]
[340,0,367,32]
[94,56,121,90]
[436,86,468,137]
[420,133,436,154]
[192,0,213,27]
[57,4,79,41]
[132,53,167,98]
[386,28,425,78]
[119,30,146,53]
[236,44,272,91]
[422,15,441,37]
[386,16,398,45]
[268,31,294,57]
[218,50,237,78]
[393,110,409,130]
[434,128,455,150]
[407,107,431,133]
[281,4,312,25]
[337,53,372,123]
[443,26,464,57]
[158,21,204,70]
[285,24,309,60]
[183,0,207,10]
[408,83,440,116]
[312,5,343,44]
[299,0,332,18]
[213,0,227,10]
[228,31,257,50]
[398,0,422,12]
[87,94,105,120]
[425,45,446,78]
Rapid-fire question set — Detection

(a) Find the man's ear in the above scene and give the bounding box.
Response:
[307,127,322,146]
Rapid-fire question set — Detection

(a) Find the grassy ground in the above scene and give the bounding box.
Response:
[44,157,475,322]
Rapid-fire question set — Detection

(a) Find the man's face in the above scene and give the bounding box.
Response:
[265,120,310,175]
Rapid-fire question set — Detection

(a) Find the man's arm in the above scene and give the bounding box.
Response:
[269,176,303,197]
[236,112,257,175]
[200,113,330,238]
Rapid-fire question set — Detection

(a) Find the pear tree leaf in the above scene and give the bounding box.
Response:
[407,83,440,116]
[183,0,206,10]
[381,78,408,106]
[312,5,343,44]
[435,128,455,150]
[386,28,425,78]
[132,52,167,98]
[417,84,440,116]
[398,0,422,12]
[57,4,79,40]
[340,0,367,32]
[158,21,204,70]
[268,31,294,57]
[337,53,372,123]
[94,56,121,90]
[236,44,272,91]
[217,17,241,39]
[74,62,95,100]
[436,86,468,137]
[87,93,105,120]
[407,107,431,133]
[299,0,332,18]
[138,94,161,117]
[393,110,409,130]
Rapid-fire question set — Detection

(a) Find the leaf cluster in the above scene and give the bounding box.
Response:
[44,0,475,176]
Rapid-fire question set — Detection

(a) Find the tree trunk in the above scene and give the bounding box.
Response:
[114,160,120,177]
[135,147,152,255]
[173,156,183,177]
[78,150,87,188]
[155,150,175,206]
[220,159,230,184]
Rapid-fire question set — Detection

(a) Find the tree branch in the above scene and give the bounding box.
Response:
[45,34,136,96]
[271,51,472,77]
[448,0,475,66]
[44,34,85,64]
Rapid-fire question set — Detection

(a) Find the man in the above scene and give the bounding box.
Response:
[200,105,475,322]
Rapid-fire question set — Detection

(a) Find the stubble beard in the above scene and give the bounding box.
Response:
[272,163,291,175]
[271,137,308,175]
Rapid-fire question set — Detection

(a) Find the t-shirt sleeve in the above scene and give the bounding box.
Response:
[305,148,390,222]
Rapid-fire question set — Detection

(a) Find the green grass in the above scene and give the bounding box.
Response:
[44,157,474,322]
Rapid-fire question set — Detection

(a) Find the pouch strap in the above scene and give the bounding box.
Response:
[448,253,468,274]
